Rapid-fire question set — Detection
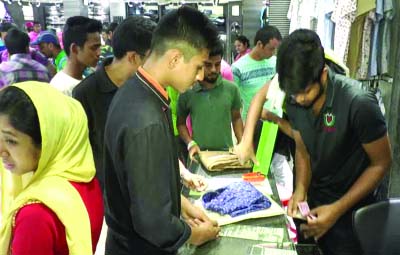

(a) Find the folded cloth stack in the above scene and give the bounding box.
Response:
[198,151,253,171]
[202,181,271,217]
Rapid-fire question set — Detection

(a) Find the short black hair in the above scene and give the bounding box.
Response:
[277,29,325,95]
[112,16,156,59]
[63,16,102,56]
[151,6,219,60]
[33,21,40,25]
[0,86,41,147]
[107,22,118,34]
[254,25,282,46]
[5,29,29,55]
[235,35,250,48]
[209,40,224,58]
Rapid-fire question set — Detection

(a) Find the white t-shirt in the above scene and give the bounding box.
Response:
[50,70,81,97]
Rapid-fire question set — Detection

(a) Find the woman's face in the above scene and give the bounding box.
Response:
[234,40,248,54]
[0,115,41,175]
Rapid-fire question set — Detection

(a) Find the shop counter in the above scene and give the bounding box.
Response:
[178,161,296,255]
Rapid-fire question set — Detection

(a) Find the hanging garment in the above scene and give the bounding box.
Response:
[369,0,384,76]
[378,0,394,74]
[331,0,357,63]
[316,0,335,50]
[356,11,375,79]
[202,181,271,217]
[287,0,318,33]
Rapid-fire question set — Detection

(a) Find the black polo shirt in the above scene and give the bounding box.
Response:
[286,68,387,206]
[72,57,117,190]
[103,67,190,255]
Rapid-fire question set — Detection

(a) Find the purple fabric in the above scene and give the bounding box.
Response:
[0,53,50,88]
[0,48,49,66]
[202,181,271,217]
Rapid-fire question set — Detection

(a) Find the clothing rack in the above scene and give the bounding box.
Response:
[358,74,394,86]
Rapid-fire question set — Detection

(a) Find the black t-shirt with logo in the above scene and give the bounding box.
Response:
[286,68,387,206]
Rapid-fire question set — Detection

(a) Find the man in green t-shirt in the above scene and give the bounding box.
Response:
[177,41,243,161]
[232,25,282,121]
[32,31,67,72]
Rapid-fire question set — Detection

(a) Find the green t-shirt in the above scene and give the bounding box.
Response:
[167,86,180,136]
[55,50,67,72]
[177,76,242,150]
[232,54,276,120]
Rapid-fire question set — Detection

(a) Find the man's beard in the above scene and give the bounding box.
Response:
[203,73,218,83]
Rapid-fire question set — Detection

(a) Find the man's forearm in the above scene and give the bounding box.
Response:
[232,116,244,143]
[334,164,388,217]
[178,123,192,145]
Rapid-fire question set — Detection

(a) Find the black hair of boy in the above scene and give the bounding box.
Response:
[151,6,220,60]
[112,16,156,59]
[4,29,29,55]
[253,25,282,46]
[276,29,325,95]
[63,16,102,57]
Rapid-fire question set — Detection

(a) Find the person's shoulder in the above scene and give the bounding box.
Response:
[73,72,98,96]
[15,203,61,229]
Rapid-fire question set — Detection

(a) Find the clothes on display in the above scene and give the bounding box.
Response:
[202,181,271,217]
[287,0,395,79]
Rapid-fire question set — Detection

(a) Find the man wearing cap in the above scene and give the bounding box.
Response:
[32,31,67,72]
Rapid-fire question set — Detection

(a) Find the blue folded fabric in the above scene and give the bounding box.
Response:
[202,181,271,217]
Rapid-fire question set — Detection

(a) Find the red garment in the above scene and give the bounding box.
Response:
[11,179,104,255]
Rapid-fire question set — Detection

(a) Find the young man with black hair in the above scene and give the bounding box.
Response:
[0,28,49,88]
[31,31,67,72]
[72,16,156,191]
[231,25,282,122]
[103,6,220,254]
[177,41,243,160]
[50,16,102,96]
[236,29,391,255]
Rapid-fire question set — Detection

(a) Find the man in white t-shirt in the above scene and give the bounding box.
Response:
[50,16,102,96]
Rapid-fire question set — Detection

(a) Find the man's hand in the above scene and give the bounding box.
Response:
[234,141,258,166]
[299,203,342,240]
[189,145,201,163]
[188,219,220,246]
[181,170,208,192]
[287,189,307,218]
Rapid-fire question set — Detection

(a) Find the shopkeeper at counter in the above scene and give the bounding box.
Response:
[177,40,243,161]
[236,29,392,255]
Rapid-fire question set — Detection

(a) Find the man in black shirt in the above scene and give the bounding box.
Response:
[237,29,391,255]
[103,6,220,255]
[73,17,155,190]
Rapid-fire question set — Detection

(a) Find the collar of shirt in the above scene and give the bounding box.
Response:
[10,53,32,61]
[193,75,222,92]
[325,67,336,110]
[97,57,117,93]
[136,66,169,108]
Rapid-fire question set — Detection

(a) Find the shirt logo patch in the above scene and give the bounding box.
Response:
[323,112,336,132]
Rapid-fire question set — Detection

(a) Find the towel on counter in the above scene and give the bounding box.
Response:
[202,181,271,217]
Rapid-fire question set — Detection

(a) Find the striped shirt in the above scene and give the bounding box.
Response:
[0,53,50,88]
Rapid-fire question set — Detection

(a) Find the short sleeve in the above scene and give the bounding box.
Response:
[232,66,242,87]
[350,92,387,144]
[176,91,190,118]
[231,84,242,110]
